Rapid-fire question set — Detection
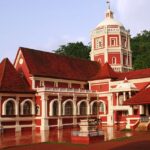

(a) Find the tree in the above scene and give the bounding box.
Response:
[54,42,91,60]
[131,30,150,69]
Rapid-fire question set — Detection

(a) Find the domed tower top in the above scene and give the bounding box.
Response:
[90,0,133,72]
[96,0,124,28]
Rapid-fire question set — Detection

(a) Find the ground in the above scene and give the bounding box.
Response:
[1,128,150,150]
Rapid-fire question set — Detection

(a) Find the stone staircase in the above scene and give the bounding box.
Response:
[136,119,150,131]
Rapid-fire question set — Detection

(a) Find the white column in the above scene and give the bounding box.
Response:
[116,93,119,106]
[32,79,35,89]
[86,95,90,115]
[58,94,62,129]
[129,106,133,115]
[139,105,144,115]
[73,96,77,116]
[73,95,77,127]
[16,97,21,132]
[107,94,114,126]
[129,91,132,98]
[16,97,19,116]
[58,95,62,116]
[41,94,49,131]
[123,92,126,101]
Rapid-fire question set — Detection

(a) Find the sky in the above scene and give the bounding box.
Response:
[0,0,149,62]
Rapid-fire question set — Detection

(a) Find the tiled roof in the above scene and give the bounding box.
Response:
[124,87,150,105]
[117,68,150,80]
[19,47,100,81]
[0,58,34,93]
[90,63,118,80]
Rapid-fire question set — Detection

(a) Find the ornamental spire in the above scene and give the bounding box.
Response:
[105,0,113,19]
[106,0,110,10]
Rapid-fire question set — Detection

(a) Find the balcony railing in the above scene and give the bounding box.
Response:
[37,87,97,94]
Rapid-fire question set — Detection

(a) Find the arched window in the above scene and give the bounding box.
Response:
[80,102,87,115]
[112,57,116,64]
[65,101,73,116]
[6,101,15,115]
[53,101,58,116]
[23,101,32,115]
[119,95,124,105]
[92,102,98,115]
[99,102,104,113]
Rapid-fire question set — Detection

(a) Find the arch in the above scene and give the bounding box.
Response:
[77,100,88,115]
[2,98,17,115]
[98,100,106,114]
[49,99,59,116]
[20,99,35,115]
[23,101,32,115]
[62,99,73,116]
[90,100,98,115]
[53,101,58,116]
[112,57,116,64]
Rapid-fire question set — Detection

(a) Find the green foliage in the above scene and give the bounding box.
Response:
[54,42,91,60]
[131,30,150,69]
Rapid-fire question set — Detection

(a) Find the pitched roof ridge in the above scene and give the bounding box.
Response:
[20,47,97,63]
[0,58,9,87]
[102,62,118,78]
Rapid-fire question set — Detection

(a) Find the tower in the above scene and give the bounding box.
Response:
[90,1,132,72]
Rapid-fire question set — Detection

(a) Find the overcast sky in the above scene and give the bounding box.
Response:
[0,0,149,62]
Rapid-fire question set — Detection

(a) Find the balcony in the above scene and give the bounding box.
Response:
[36,87,97,94]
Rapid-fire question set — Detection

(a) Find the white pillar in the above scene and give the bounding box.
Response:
[58,95,62,116]
[139,105,144,115]
[129,106,133,115]
[73,96,77,116]
[41,95,49,131]
[129,91,132,98]
[86,96,90,115]
[123,92,126,101]
[16,97,19,116]
[107,94,114,126]
[116,93,119,106]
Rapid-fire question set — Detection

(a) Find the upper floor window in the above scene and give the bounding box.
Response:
[23,101,32,115]
[92,102,98,115]
[6,101,15,115]
[112,57,116,64]
[53,101,58,116]
[80,102,87,115]
[99,102,104,113]
[65,101,73,116]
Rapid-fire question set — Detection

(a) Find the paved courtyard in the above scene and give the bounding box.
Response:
[0,126,134,149]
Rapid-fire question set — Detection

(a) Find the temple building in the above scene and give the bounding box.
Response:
[0,2,150,133]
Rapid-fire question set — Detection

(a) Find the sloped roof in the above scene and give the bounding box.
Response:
[0,58,34,93]
[117,68,150,80]
[124,87,150,105]
[90,63,118,80]
[19,47,100,81]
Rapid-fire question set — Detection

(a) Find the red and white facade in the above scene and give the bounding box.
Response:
[90,7,132,72]
[0,4,150,134]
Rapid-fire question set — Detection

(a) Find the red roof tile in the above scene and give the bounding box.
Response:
[117,68,150,80]
[124,87,150,105]
[90,63,118,80]
[0,58,34,93]
[19,47,100,81]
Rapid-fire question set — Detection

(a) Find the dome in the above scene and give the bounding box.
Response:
[96,18,124,28]
[96,9,124,28]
